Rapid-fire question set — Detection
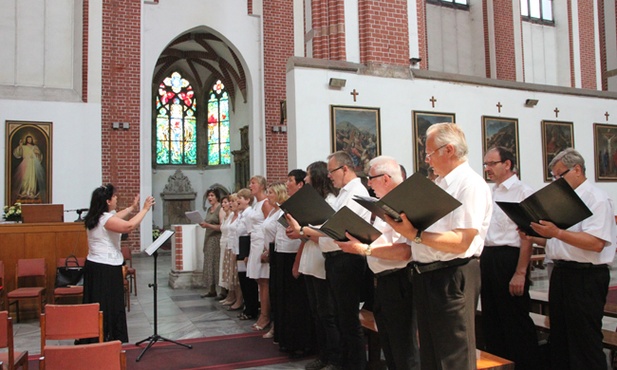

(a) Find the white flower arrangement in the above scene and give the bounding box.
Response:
[3,202,22,222]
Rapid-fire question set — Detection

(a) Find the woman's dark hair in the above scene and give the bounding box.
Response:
[84,183,115,230]
[307,161,337,199]
[206,188,221,202]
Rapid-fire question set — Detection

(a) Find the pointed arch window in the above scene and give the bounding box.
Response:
[206,80,231,166]
[155,72,197,165]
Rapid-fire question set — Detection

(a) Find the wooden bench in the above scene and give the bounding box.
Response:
[530,290,617,318]
[529,312,617,351]
[359,309,515,370]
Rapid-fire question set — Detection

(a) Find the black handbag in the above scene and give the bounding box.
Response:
[55,255,84,287]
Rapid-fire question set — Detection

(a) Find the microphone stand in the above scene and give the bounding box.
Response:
[135,250,192,361]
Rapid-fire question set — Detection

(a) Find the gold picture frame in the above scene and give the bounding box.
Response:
[593,123,617,181]
[5,121,53,206]
[482,116,520,181]
[541,120,574,182]
[412,111,456,176]
[330,105,381,175]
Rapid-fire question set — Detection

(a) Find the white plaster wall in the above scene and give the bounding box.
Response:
[344,0,360,63]
[0,99,102,218]
[172,225,205,271]
[426,1,485,77]
[522,23,559,85]
[142,0,263,244]
[287,66,617,205]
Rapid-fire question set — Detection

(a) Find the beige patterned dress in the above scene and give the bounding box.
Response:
[202,204,221,289]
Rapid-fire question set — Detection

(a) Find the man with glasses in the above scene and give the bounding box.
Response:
[287,151,370,370]
[522,148,616,369]
[481,147,540,369]
[386,122,492,369]
[336,155,420,370]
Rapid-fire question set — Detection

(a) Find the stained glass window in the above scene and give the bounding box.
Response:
[206,80,231,166]
[155,72,197,165]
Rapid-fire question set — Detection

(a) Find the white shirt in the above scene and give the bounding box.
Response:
[412,161,493,263]
[274,219,302,253]
[87,212,123,265]
[320,177,371,253]
[546,179,616,264]
[299,193,336,279]
[485,174,534,247]
[368,218,412,274]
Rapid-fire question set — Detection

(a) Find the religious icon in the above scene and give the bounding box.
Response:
[541,120,574,182]
[330,106,381,175]
[482,116,520,181]
[413,111,456,176]
[5,121,52,205]
[593,123,617,181]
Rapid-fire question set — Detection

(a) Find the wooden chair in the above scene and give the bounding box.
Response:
[40,303,103,351]
[0,311,28,370]
[121,246,137,296]
[122,266,130,312]
[8,258,46,322]
[39,340,126,370]
[52,257,85,304]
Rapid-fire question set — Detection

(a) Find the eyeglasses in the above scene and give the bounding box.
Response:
[483,160,504,168]
[552,168,572,180]
[366,173,386,181]
[328,165,344,174]
[425,144,448,160]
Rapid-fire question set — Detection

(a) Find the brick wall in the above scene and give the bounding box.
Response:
[311,0,346,60]
[358,0,409,65]
[262,0,294,182]
[567,1,575,86]
[101,0,142,251]
[578,0,597,89]
[598,0,607,91]
[491,0,516,81]
[416,0,428,69]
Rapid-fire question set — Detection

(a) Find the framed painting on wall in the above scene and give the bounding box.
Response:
[541,120,574,182]
[482,116,519,181]
[330,105,381,174]
[5,121,53,206]
[593,123,617,181]
[412,111,456,176]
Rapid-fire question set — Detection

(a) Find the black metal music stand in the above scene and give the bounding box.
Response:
[135,231,192,361]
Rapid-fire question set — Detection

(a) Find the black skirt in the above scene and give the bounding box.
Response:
[82,259,128,342]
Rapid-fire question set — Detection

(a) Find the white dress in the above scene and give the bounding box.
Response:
[246,199,270,279]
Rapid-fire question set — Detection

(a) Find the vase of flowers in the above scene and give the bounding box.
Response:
[3,203,22,222]
[152,225,163,241]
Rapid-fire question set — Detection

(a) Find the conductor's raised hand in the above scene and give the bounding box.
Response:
[143,195,155,211]
[384,212,417,240]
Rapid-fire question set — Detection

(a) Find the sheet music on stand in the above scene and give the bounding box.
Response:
[145,230,174,256]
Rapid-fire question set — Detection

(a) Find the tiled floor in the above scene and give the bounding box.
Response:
[11,252,617,369]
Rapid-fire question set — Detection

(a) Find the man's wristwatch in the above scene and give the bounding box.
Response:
[299,226,305,236]
[364,245,372,256]
[414,230,422,244]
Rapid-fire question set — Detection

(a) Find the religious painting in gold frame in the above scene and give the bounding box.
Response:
[412,111,456,176]
[541,120,574,182]
[5,121,53,206]
[482,116,519,181]
[593,123,617,181]
[330,105,381,175]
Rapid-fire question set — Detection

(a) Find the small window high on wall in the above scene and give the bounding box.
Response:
[521,0,553,23]
[206,80,231,166]
[155,72,197,165]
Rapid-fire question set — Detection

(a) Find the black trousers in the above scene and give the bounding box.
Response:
[549,262,609,370]
[238,270,259,317]
[413,258,480,370]
[305,274,341,366]
[325,252,367,370]
[271,250,314,352]
[374,267,420,370]
[480,246,540,369]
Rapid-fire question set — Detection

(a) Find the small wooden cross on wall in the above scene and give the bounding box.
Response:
[554,107,560,118]
[606,112,610,121]
[430,96,437,108]
[350,89,359,102]
[496,102,502,113]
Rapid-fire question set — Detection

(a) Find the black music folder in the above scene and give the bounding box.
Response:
[279,184,335,226]
[353,172,461,231]
[310,206,382,245]
[496,178,592,238]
